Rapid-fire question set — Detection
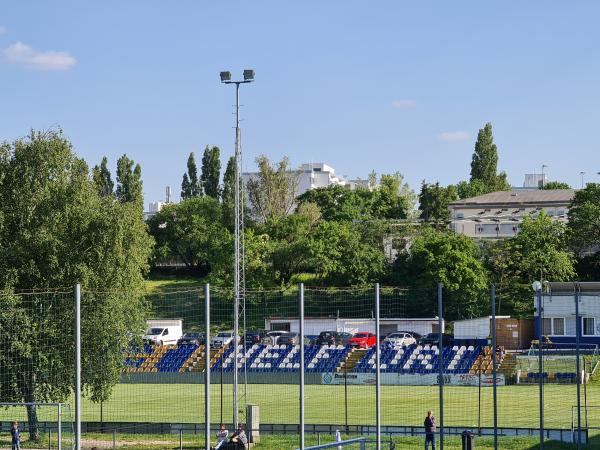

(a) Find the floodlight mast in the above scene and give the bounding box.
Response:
[220,69,254,429]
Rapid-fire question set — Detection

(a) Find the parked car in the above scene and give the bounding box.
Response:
[316,331,352,346]
[262,330,287,345]
[277,332,299,346]
[349,332,377,348]
[418,332,453,347]
[211,331,237,348]
[383,332,417,347]
[177,332,205,346]
[244,329,266,345]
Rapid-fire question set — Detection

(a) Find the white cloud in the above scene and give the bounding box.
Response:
[392,99,417,109]
[0,26,7,34]
[3,41,76,71]
[439,131,470,142]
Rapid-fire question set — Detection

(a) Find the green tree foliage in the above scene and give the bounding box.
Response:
[222,156,236,204]
[0,130,152,440]
[147,197,232,274]
[92,156,114,197]
[297,173,414,222]
[461,122,510,198]
[116,154,143,206]
[542,181,571,190]
[393,227,488,319]
[418,182,458,221]
[308,221,387,285]
[247,155,301,222]
[201,145,221,199]
[568,183,600,254]
[181,152,201,199]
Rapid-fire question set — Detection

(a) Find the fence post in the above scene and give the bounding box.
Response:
[536,286,544,450]
[204,283,211,450]
[74,284,81,450]
[437,282,444,450]
[299,283,305,450]
[575,283,582,449]
[57,403,62,450]
[375,283,381,450]
[491,285,498,450]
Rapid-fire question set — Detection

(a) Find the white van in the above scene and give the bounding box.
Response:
[142,319,183,346]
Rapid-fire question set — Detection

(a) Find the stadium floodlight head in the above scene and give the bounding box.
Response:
[243,69,255,81]
[220,71,232,82]
[532,280,542,292]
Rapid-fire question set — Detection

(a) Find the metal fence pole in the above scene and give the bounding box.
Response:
[57,403,62,450]
[299,283,305,450]
[537,287,544,449]
[491,285,498,450]
[74,284,81,450]
[575,283,582,449]
[375,283,381,450]
[437,282,444,450]
[205,283,211,450]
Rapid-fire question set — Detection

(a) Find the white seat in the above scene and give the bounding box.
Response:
[416,345,423,351]
[258,363,264,368]
[391,359,398,364]
[337,345,344,350]
[424,345,430,351]
[316,353,323,359]
[293,363,300,368]
[468,346,475,351]
[425,354,432,360]
[460,346,467,351]
[452,345,459,351]
[250,362,257,368]
[286,363,293,368]
[265,362,271,368]
[426,364,433,370]
[323,353,330,359]
[381,364,387,369]
[223,362,229,368]
[283,358,290,363]
[308,363,315,368]
[410,354,416,360]
[279,363,285,368]
[431,345,438,351]
[272,353,279,358]
[417,354,424,360]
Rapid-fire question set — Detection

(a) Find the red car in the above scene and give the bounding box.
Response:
[349,332,377,348]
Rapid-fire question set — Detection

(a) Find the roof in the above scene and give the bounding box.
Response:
[545,282,600,294]
[450,189,575,207]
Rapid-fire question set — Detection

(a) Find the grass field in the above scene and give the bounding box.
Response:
[0,383,591,429]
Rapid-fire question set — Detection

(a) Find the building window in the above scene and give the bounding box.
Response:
[456,212,464,219]
[542,318,552,335]
[583,317,595,336]
[557,209,565,216]
[552,318,565,336]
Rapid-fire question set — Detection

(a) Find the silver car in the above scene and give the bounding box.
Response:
[383,332,416,347]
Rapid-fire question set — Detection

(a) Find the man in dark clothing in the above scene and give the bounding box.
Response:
[424,410,436,450]
[228,425,248,449]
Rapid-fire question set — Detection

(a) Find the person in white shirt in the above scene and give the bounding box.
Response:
[213,424,228,450]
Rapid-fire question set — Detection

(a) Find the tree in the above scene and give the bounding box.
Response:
[308,221,387,285]
[418,182,458,221]
[456,179,488,199]
[371,173,415,219]
[392,227,489,319]
[568,183,600,254]
[222,156,236,204]
[92,156,114,197]
[246,155,301,222]
[181,152,201,199]
[116,154,143,206]
[147,197,232,275]
[468,122,510,194]
[542,181,571,190]
[201,146,221,199]
[0,130,152,440]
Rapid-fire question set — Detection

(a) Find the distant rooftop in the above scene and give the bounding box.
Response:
[450,189,575,207]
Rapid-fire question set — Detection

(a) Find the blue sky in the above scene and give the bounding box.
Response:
[2,1,599,204]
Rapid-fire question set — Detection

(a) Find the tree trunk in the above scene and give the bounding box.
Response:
[23,372,40,442]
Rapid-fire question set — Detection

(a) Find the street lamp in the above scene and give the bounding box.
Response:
[220,69,255,429]
[580,171,586,189]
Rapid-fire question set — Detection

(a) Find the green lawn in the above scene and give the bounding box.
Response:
[1,383,593,429]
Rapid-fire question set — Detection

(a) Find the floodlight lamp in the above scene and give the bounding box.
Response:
[532,281,542,292]
[220,71,232,82]
[243,69,255,81]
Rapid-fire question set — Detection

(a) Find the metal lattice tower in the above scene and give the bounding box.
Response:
[220,70,254,428]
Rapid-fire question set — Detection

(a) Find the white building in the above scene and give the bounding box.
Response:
[265,317,443,337]
[535,282,600,346]
[523,173,548,189]
[242,162,364,199]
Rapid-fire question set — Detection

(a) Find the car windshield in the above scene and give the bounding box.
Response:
[354,333,368,338]
[148,328,164,335]
[320,332,334,337]
[282,333,296,337]
[387,333,403,338]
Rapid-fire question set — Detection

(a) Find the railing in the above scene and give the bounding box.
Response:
[299,437,366,450]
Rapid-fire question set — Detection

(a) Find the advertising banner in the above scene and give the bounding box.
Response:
[321,372,505,386]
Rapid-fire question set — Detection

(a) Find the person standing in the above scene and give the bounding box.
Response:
[11,421,21,450]
[424,410,436,450]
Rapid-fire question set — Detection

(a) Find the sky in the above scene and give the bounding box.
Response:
[2,1,600,205]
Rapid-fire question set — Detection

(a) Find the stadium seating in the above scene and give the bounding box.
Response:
[353,344,482,374]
